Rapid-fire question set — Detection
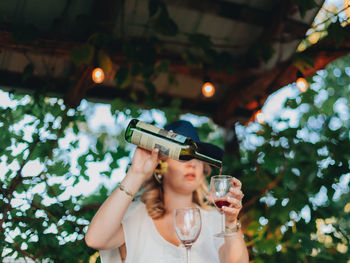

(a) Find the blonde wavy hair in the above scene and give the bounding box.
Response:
[141,160,212,219]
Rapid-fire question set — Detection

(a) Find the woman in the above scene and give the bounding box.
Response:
[85,120,249,263]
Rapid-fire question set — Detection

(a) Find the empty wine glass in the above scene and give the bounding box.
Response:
[174,207,202,263]
[210,175,233,237]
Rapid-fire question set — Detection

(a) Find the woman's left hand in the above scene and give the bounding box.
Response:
[222,177,244,226]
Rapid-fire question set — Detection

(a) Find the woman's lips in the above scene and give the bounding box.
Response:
[184,173,196,181]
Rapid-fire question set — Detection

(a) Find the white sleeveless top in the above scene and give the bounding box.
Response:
[100,201,224,263]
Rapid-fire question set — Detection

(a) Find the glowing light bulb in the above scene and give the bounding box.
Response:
[92,67,105,84]
[202,82,215,97]
[255,110,264,124]
[296,77,308,92]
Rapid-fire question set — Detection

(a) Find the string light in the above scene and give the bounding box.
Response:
[92,67,105,84]
[202,82,215,97]
[296,77,308,92]
[255,110,264,124]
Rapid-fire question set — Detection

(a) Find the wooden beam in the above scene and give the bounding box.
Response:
[1,21,350,125]
[90,0,123,34]
[216,31,350,125]
[165,0,312,40]
[0,69,218,117]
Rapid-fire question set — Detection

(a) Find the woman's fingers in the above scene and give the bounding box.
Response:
[151,148,159,162]
[145,148,159,171]
[206,193,215,204]
[223,188,243,221]
[232,177,242,189]
[222,206,240,220]
[229,187,244,201]
[130,147,159,179]
[226,196,242,209]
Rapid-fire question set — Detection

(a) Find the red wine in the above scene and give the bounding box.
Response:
[215,200,230,209]
[219,167,222,176]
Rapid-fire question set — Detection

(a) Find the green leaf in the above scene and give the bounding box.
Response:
[22,63,35,82]
[293,53,315,72]
[96,139,104,154]
[248,42,275,63]
[47,183,65,198]
[72,123,80,135]
[256,238,277,255]
[151,10,178,36]
[124,39,157,67]
[97,50,112,74]
[284,98,299,109]
[182,50,202,67]
[89,33,111,49]
[327,20,350,46]
[70,44,95,67]
[31,142,52,162]
[110,98,126,114]
[47,161,70,177]
[144,81,156,98]
[32,193,43,204]
[114,67,131,88]
[187,33,213,51]
[148,0,162,18]
[293,0,317,18]
[155,60,169,73]
[15,182,29,194]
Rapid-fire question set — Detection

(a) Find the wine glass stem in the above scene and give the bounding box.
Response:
[186,246,191,263]
[221,213,225,233]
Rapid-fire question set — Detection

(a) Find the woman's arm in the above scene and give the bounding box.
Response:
[218,178,249,263]
[85,147,159,250]
[219,231,249,263]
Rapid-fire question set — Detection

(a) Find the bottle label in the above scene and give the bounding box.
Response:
[131,130,181,159]
[136,121,187,143]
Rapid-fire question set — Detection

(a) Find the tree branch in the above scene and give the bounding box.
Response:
[242,167,285,211]
[13,243,38,262]
[0,135,41,233]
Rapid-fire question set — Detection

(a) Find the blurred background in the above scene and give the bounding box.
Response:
[0,0,349,262]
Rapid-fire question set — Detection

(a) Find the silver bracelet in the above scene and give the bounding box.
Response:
[119,183,134,198]
[225,220,241,233]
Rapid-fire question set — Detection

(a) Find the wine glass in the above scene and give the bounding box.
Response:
[174,207,202,263]
[210,175,233,237]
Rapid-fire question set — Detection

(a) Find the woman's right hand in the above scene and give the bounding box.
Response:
[128,147,159,181]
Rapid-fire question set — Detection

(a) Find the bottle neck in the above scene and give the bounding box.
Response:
[194,151,222,168]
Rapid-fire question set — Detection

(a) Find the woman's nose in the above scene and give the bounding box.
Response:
[185,159,201,167]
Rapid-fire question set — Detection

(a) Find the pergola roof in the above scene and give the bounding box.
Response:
[1,0,348,126]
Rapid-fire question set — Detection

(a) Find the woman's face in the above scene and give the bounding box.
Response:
[162,158,204,195]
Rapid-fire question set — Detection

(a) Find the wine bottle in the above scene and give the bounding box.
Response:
[124,119,222,168]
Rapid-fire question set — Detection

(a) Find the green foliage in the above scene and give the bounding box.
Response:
[70,44,95,67]
[248,41,275,64]
[327,19,350,46]
[293,0,318,18]
[228,55,350,262]
[97,50,112,74]
[2,1,350,262]
[187,33,213,51]
[114,66,131,89]
[2,52,350,262]
[149,0,178,36]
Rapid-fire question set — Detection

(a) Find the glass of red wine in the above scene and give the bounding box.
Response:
[174,207,202,263]
[210,175,234,237]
